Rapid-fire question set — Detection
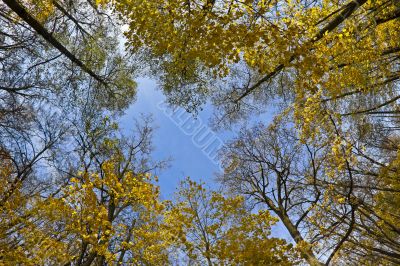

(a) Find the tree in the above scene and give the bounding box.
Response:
[0,145,71,264]
[0,117,178,265]
[114,0,399,121]
[220,115,400,265]
[1,0,138,109]
[0,3,140,259]
[0,0,140,206]
[172,177,300,265]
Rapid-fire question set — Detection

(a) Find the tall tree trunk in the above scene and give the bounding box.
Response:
[278,213,323,266]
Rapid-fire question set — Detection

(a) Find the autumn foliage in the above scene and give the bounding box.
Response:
[0,0,399,265]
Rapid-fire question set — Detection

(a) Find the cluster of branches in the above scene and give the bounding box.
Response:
[0,0,136,210]
[111,0,400,264]
[220,116,400,265]
[1,0,399,265]
[0,0,152,264]
[0,1,302,265]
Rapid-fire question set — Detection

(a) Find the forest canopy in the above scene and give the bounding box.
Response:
[0,0,399,265]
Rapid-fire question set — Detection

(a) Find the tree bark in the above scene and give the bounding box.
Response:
[278,213,323,266]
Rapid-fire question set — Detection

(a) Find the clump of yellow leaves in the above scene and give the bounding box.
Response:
[42,159,177,265]
[0,149,179,264]
[23,0,55,22]
[0,153,72,265]
[171,178,300,265]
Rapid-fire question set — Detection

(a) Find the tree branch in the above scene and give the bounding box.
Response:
[2,0,106,85]
[234,0,368,103]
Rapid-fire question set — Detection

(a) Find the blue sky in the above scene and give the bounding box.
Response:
[119,78,231,199]
[119,78,292,240]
